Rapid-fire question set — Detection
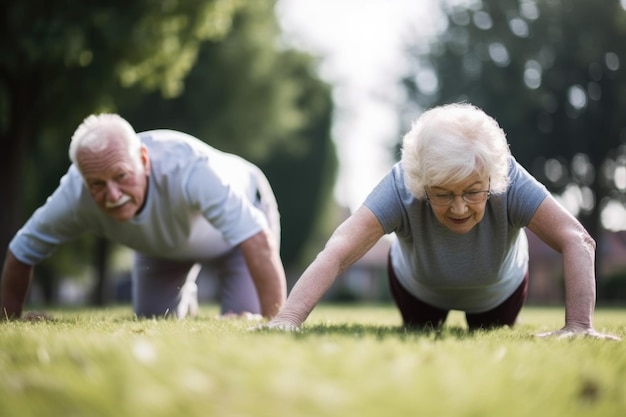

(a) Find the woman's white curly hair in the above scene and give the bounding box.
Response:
[401,103,511,199]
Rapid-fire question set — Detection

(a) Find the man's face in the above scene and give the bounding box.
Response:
[77,137,150,221]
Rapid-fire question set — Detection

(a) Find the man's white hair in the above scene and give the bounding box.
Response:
[401,103,511,199]
[69,114,141,166]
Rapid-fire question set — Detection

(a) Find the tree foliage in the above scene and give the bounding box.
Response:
[118,1,336,266]
[1,0,336,302]
[402,0,626,237]
[0,0,245,265]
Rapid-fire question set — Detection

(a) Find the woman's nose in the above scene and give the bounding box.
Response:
[449,195,467,213]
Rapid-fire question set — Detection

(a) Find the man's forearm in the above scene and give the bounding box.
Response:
[249,248,287,318]
[240,231,287,318]
[1,250,34,319]
[255,269,287,318]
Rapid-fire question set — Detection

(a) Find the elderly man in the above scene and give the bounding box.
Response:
[1,114,286,319]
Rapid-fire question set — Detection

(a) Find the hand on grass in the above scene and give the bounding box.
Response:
[22,311,53,322]
[248,320,300,332]
[536,327,621,341]
[219,312,263,321]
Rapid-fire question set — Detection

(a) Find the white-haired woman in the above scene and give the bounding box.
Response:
[267,103,620,340]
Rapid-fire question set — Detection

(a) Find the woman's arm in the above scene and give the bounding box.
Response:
[527,196,620,340]
[267,205,386,329]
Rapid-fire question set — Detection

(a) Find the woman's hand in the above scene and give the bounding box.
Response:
[249,319,300,332]
[536,326,621,341]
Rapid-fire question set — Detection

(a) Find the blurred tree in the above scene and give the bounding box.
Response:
[402,0,626,242]
[1,0,335,304]
[118,0,337,269]
[0,0,246,303]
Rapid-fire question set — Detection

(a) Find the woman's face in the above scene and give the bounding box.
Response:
[425,173,490,234]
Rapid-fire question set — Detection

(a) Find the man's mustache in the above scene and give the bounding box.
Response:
[105,194,131,208]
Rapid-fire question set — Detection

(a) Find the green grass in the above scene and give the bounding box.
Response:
[1,304,624,417]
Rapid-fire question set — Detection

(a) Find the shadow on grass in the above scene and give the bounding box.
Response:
[286,323,476,341]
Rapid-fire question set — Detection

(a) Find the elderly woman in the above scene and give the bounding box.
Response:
[268,103,619,340]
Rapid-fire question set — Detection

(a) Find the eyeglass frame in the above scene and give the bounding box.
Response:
[424,178,491,206]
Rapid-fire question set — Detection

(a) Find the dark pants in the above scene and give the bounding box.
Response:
[387,253,529,330]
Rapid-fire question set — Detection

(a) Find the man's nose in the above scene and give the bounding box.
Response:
[105,181,122,201]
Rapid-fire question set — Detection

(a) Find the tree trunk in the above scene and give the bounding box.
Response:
[0,150,24,268]
[1,76,42,268]
[90,237,110,306]
[0,121,31,270]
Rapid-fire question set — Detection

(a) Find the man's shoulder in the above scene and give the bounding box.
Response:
[60,165,87,191]
[139,130,206,147]
[141,130,222,159]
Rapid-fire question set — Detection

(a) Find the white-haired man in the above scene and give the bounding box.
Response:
[1,114,286,320]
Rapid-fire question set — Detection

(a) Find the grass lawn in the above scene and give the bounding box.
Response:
[0,304,624,417]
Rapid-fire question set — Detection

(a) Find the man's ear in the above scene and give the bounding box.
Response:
[140,144,151,175]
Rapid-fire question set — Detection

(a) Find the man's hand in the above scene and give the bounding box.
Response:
[22,311,54,322]
[219,311,263,321]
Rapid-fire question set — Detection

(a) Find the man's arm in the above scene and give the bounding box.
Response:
[1,250,34,320]
[239,229,287,318]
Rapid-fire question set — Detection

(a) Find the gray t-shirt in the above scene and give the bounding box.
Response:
[10,130,277,265]
[364,158,549,313]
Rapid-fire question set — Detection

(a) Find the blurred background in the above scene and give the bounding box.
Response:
[2,0,625,309]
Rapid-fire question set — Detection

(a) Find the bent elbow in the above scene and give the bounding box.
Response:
[580,228,596,254]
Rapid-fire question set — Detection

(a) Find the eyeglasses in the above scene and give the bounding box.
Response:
[425,179,491,206]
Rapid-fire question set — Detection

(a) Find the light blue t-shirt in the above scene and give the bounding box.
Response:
[10,130,279,264]
[364,158,549,313]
